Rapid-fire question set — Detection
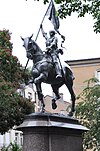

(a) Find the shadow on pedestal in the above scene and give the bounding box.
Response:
[17,112,88,151]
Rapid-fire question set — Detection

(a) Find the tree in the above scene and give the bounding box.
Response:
[42,0,100,33]
[75,78,100,151]
[0,29,34,134]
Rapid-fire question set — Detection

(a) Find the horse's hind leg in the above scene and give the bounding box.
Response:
[35,83,45,112]
[51,84,61,110]
[65,80,76,116]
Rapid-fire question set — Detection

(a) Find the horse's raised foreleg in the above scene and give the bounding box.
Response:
[34,73,47,84]
[34,72,48,112]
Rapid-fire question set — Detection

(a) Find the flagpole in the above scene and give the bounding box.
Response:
[23,0,52,78]
[35,0,52,41]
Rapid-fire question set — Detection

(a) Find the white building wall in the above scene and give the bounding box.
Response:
[0,129,23,150]
[0,135,3,149]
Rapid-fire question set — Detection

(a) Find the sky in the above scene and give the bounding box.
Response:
[0,0,100,100]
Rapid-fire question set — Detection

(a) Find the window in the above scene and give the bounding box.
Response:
[97,71,100,81]
[15,132,23,146]
[20,133,23,146]
[28,92,32,100]
[15,132,19,144]
[96,70,100,84]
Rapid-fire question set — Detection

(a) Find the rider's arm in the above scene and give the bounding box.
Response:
[50,37,58,49]
[40,24,48,40]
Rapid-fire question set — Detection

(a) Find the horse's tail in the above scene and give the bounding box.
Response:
[63,66,75,81]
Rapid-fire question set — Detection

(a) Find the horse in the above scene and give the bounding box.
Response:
[21,35,76,116]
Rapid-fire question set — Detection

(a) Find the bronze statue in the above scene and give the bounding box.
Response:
[21,34,76,116]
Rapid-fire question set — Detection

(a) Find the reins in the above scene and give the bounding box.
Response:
[29,40,45,57]
[28,40,55,66]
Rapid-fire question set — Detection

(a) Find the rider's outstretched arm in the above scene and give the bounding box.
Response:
[40,24,48,40]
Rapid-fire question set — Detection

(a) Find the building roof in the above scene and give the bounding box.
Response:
[65,57,100,66]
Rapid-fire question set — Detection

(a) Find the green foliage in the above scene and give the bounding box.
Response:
[0,29,13,50]
[1,142,22,151]
[0,29,34,134]
[42,0,100,33]
[0,29,31,86]
[0,87,34,133]
[76,78,100,151]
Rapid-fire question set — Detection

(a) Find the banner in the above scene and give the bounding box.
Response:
[46,0,60,30]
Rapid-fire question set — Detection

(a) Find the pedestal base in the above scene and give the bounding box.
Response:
[17,113,88,151]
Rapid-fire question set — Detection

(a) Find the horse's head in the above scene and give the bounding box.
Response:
[21,34,44,62]
[21,34,33,50]
[21,34,35,59]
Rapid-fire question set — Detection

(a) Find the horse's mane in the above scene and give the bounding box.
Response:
[32,39,43,54]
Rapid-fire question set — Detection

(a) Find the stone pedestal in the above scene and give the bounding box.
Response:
[17,113,88,151]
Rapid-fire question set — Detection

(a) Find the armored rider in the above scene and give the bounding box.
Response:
[40,24,62,79]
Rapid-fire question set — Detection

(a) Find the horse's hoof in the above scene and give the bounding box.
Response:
[52,99,57,110]
[42,109,45,113]
[42,103,45,108]
[68,111,74,117]
[40,108,45,113]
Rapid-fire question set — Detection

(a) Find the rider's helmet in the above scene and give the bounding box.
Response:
[49,30,56,36]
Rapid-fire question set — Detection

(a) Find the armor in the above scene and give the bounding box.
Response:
[40,25,62,79]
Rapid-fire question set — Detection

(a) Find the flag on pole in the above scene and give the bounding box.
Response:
[46,0,60,31]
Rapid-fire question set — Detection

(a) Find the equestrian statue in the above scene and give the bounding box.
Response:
[21,25,76,116]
